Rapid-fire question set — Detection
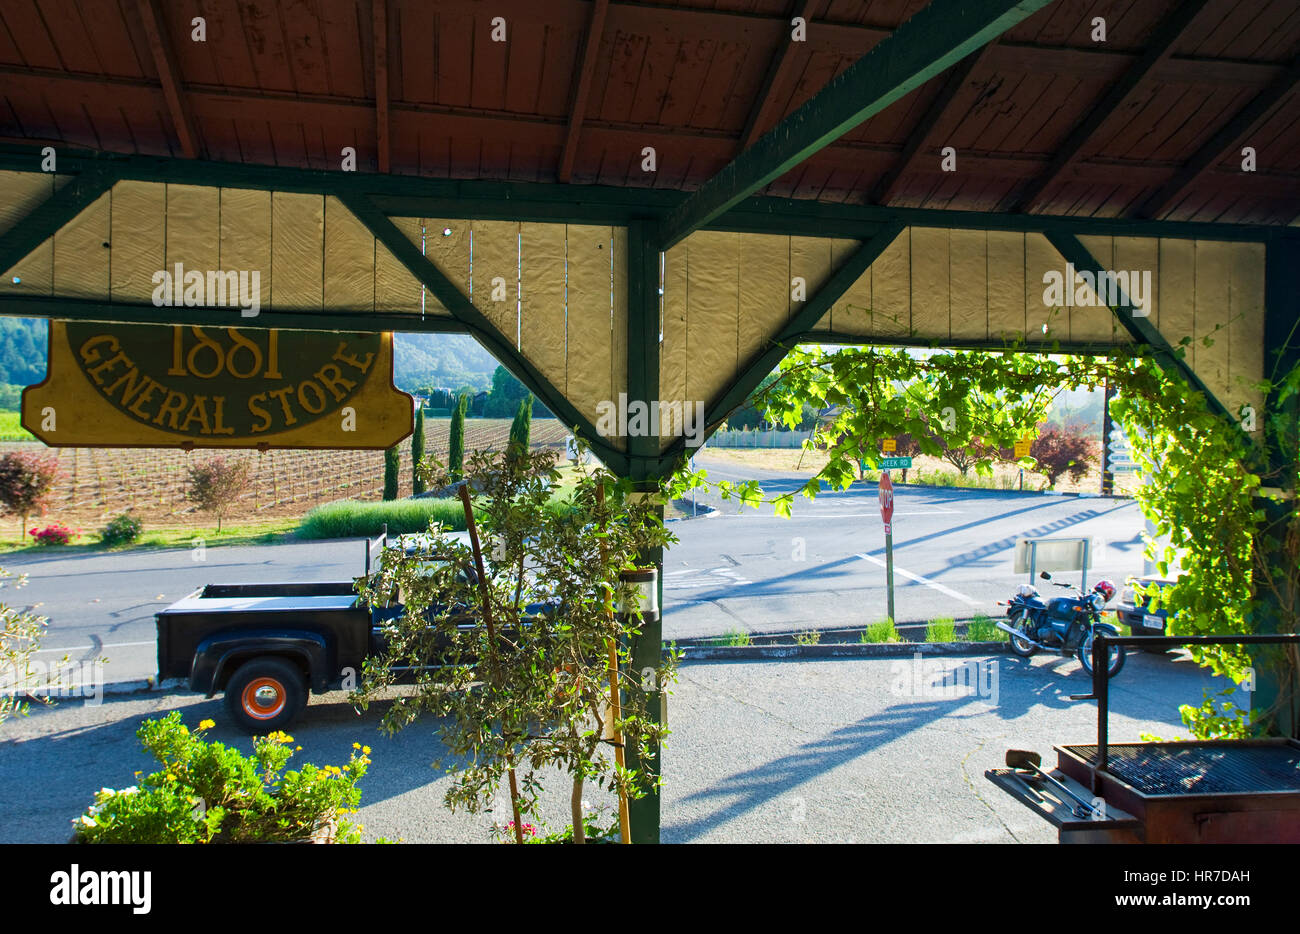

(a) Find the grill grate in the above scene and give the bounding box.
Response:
[1070,743,1300,796]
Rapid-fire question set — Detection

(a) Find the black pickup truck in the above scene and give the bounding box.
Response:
[156,530,490,732]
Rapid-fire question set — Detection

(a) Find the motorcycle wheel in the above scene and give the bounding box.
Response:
[1079,629,1126,678]
[1006,611,1037,658]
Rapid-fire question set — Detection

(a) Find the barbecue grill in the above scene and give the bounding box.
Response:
[987,633,1300,843]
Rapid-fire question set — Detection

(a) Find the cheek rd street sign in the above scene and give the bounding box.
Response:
[22,321,413,450]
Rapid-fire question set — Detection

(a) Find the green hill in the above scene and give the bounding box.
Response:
[0,319,500,393]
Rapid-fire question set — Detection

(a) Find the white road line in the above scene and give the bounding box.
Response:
[35,639,155,654]
[855,553,980,605]
[713,509,960,519]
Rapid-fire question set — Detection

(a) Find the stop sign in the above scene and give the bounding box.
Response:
[878,470,894,533]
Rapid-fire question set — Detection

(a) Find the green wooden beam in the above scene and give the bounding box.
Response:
[336,192,629,473]
[1044,230,1229,419]
[656,0,1055,250]
[656,221,904,470]
[0,144,1287,242]
[0,295,469,334]
[0,167,118,277]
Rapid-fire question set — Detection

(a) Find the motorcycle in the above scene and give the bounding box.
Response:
[996,571,1125,678]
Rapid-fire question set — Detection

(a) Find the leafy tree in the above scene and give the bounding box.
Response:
[448,394,467,480]
[0,384,22,410]
[485,365,551,419]
[0,565,53,725]
[354,446,677,843]
[0,320,47,387]
[411,409,427,495]
[0,451,60,538]
[726,372,817,430]
[382,445,400,501]
[185,456,251,532]
[1030,422,1099,487]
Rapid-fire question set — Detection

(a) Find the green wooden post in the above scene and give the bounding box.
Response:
[623,218,666,843]
[1253,238,1300,738]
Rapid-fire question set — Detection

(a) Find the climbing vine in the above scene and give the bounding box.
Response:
[667,331,1300,739]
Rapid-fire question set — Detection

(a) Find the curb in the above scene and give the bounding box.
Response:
[4,677,187,701]
[677,640,1008,661]
[666,498,719,522]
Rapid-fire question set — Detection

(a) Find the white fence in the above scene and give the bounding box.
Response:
[708,428,813,449]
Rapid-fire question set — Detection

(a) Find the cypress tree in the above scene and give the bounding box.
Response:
[411,408,427,495]
[383,444,400,501]
[449,394,467,481]
[521,393,533,451]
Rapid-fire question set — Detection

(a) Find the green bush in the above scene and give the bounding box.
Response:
[99,512,143,547]
[299,499,468,538]
[71,712,370,844]
[926,617,956,642]
[298,497,573,539]
[965,613,1006,643]
[862,618,899,643]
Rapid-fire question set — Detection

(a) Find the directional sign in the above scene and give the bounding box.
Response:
[23,321,413,449]
[879,456,912,470]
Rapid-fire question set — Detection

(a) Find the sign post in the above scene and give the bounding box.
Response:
[879,470,895,625]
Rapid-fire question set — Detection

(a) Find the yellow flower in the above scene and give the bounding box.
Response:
[362,746,371,755]
[295,746,302,751]
[352,742,361,750]
[197,719,215,731]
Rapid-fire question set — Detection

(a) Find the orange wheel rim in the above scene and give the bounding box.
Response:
[241,676,287,719]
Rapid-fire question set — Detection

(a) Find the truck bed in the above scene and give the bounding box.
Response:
[156,583,372,687]
[196,581,359,599]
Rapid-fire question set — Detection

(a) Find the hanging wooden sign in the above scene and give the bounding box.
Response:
[22,321,413,450]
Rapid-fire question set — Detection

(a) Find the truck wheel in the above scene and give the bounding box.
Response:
[225,658,306,733]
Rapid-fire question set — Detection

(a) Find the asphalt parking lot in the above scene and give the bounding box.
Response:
[0,648,1223,844]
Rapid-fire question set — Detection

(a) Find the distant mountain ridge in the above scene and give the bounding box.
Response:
[0,319,501,391]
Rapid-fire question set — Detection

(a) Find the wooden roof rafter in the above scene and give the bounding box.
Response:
[134,0,204,159]
[1011,0,1214,214]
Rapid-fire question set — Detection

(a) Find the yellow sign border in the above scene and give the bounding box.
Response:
[22,321,414,450]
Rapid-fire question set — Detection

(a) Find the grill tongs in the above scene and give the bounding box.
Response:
[1006,749,1105,820]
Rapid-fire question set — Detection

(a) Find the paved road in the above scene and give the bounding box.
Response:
[2,457,1150,685]
[0,649,1221,844]
[664,454,1150,640]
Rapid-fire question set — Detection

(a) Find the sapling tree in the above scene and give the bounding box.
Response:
[352,445,677,842]
[185,455,251,533]
[0,565,55,725]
